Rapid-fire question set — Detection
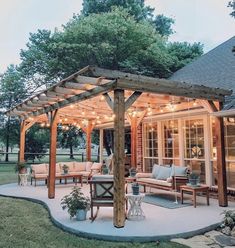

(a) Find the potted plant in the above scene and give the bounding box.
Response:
[188,173,200,186]
[62,164,69,174]
[132,182,140,195]
[129,167,137,177]
[61,186,90,221]
[15,162,28,174]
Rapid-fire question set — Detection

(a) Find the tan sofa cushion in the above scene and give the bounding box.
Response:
[34,173,48,179]
[31,164,48,174]
[91,162,102,171]
[86,161,93,172]
[137,178,172,187]
[136,173,152,178]
[73,162,86,172]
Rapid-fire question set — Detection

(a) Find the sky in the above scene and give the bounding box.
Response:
[0,0,234,74]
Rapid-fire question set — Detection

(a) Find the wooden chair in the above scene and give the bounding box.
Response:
[89,175,114,221]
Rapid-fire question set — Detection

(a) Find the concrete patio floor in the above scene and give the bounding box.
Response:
[0,182,234,242]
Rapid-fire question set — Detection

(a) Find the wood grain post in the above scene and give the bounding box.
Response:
[99,129,104,163]
[113,89,125,228]
[19,120,26,163]
[130,116,137,168]
[215,102,228,207]
[48,110,58,199]
[86,120,92,161]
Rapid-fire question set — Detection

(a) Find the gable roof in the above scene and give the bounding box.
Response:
[170,36,235,110]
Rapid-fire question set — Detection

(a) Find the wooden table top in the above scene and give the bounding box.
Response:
[180,184,209,191]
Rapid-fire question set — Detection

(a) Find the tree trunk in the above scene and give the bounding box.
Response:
[5,116,10,162]
[69,143,74,159]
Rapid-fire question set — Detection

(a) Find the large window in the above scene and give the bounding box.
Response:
[143,123,158,172]
[162,120,179,165]
[211,118,235,188]
[184,119,205,183]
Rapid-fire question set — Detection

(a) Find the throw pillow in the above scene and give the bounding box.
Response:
[151,164,161,178]
[86,161,93,171]
[170,165,187,177]
[156,166,172,180]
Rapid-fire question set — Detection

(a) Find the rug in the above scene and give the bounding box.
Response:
[143,193,191,209]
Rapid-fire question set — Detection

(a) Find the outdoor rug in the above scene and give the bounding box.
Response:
[143,193,191,209]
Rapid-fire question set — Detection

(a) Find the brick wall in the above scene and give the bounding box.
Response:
[137,123,143,172]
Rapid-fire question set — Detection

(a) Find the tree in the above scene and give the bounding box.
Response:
[0,65,27,161]
[228,0,235,18]
[59,126,83,159]
[81,0,174,37]
[24,125,49,162]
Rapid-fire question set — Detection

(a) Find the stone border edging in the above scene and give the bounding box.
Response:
[0,193,221,242]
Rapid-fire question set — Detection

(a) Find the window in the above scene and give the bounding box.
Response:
[162,120,179,165]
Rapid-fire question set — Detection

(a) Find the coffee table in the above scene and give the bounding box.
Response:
[180,184,209,208]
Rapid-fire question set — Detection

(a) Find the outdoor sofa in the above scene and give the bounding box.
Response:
[31,161,102,186]
[136,164,189,192]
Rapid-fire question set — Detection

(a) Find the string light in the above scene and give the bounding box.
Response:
[193,99,197,106]
[40,123,45,127]
[64,117,68,122]
[160,107,164,113]
[46,123,50,127]
[82,110,85,116]
[70,104,74,108]
[59,119,62,123]
[100,95,105,101]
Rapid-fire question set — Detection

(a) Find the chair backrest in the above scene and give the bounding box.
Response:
[104,154,113,174]
[89,175,114,200]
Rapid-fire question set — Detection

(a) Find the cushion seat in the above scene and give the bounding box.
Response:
[34,174,48,179]
[137,178,172,187]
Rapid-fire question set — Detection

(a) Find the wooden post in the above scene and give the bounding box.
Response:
[130,116,137,168]
[19,120,26,162]
[99,129,104,163]
[113,89,125,228]
[48,110,58,199]
[86,120,92,161]
[215,102,228,207]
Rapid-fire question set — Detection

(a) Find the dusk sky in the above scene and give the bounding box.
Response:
[0,0,234,73]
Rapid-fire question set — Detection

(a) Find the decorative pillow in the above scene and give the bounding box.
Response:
[170,165,187,177]
[73,162,86,172]
[166,177,172,183]
[32,164,48,174]
[151,164,161,178]
[156,166,172,180]
[91,162,102,171]
[86,161,93,172]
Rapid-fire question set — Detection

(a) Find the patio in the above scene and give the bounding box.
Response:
[1,182,234,242]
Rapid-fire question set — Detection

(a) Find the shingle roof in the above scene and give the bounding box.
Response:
[169,36,235,109]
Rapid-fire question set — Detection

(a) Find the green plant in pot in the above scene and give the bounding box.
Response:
[61,186,90,221]
[132,182,140,195]
[62,164,69,174]
[188,173,200,186]
[129,168,137,177]
[15,162,28,174]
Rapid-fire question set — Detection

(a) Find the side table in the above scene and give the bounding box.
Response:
[180,185,209,208]
[19,173,29,186]
[126,193,145,220]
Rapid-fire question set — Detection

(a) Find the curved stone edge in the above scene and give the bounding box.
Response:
[0,193,220,242]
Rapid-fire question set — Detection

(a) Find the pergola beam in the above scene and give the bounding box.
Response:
[124,91,142,111]
[90,66,232,101]
[23,80,117,119]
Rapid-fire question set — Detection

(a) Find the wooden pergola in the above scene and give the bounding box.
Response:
[6,66,232,228]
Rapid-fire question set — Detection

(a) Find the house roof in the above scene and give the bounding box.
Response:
[170,36,235,110]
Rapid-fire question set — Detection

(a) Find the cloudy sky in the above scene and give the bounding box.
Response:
[0,0,234,73]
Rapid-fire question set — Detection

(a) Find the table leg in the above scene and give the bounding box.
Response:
[80,176,83,187]
[181,189,184,204]
[193,191,196,208]
[206,190,209,205]
[75,177,77,185]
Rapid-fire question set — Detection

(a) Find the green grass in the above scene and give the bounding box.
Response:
[0,197,187,248]
[0,164,188,248]
[0,164,17,185]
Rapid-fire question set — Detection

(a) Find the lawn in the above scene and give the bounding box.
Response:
[0,164,188,248]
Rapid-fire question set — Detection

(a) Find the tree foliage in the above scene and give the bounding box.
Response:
[228,0,235,18]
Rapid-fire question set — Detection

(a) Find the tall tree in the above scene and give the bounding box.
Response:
[228,0,235,18]
[81,0,174,37]
[0,65,27,161]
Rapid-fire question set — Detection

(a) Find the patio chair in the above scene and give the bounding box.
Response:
[89,175,114,221]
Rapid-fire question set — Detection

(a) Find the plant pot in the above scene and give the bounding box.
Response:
[132,185,140,195]
[189,178,200,185]
[129,169,137,177]
[63,169,68,174]
[76,209,87,221]
[19,168,27,174]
